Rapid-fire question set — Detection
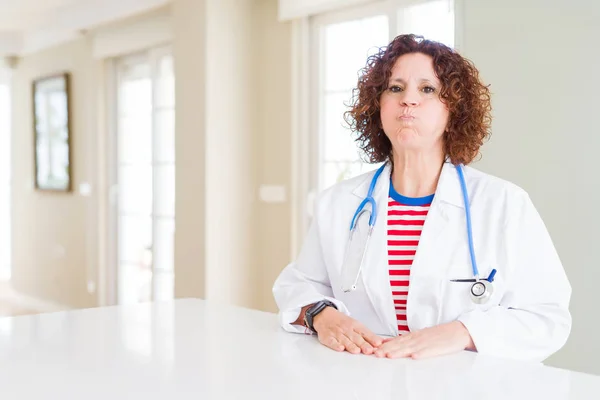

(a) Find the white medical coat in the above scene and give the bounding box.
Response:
[272,161,572,362]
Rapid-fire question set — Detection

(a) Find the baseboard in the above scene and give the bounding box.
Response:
[0,283,72,314]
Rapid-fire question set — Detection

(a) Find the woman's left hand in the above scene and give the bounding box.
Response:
[374,321,475,359]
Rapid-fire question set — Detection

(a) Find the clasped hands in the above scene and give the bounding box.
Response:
[312,307,475,359]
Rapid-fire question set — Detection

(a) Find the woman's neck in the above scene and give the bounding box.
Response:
[391,150,444,198]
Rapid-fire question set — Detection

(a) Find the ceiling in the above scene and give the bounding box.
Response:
[0,0,170,57]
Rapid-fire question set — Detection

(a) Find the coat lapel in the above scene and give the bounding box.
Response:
[350,162,396,335]
[412,162,465,277]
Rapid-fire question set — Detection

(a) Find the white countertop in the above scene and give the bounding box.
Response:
[0,299,597,399]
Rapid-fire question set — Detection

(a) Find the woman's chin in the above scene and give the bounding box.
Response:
[393,134,421,150]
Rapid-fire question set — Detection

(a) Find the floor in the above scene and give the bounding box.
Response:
[0,282,38,317]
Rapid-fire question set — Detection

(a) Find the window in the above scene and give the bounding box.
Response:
[317,14,390,191]
[0,74,11,281]
[111,46,175,305]
[311,0,455,192]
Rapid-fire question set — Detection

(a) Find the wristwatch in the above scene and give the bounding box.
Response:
[303,300,337,333]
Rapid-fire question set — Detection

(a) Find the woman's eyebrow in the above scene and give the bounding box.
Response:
[389,77,438,85]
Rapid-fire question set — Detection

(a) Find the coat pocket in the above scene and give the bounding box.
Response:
[440,265,506,323]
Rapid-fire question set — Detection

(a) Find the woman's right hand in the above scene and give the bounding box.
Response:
[312,307,383,354]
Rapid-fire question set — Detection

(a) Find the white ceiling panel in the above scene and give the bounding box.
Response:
[0,0,171,56]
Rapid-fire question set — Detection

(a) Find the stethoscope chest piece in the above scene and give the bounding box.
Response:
[470,280,493,304]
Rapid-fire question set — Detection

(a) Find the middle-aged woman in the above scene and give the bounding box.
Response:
[272,34,571,362]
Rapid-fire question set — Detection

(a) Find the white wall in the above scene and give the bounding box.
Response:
[205,0,258,307]
[462,0,600,374]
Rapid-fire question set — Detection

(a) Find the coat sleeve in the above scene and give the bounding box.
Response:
[457,192,572,362]
[272,195,350,333]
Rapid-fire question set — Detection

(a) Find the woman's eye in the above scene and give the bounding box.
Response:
[422,86,436,94]
[389,86,403,93]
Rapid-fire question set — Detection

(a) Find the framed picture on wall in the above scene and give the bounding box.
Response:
[32,72,72,192]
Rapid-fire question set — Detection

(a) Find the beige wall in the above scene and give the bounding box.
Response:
[171,0,207,301]
[462,0,600,374]
[254,1,292,312]
[11,37,100,309]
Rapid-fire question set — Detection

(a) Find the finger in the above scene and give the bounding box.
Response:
[359,329,383,348]
[339,334,361,354]
[346,331,374,354]
[374,341,395,358]
[320,335,344,352]
[374,335,412,358]
[388,336,425,359]
[386,344,417,359]
[374,344,390,358]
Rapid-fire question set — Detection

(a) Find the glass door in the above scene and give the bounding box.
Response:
[113,46,175,305]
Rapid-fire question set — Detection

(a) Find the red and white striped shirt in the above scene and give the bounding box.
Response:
[387,187,434,334]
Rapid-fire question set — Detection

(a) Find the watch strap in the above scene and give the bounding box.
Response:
[304,300,337,333]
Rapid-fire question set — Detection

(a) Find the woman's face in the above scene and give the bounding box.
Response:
[379,52,449,155]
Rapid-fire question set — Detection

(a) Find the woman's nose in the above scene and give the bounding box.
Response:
[401,93,419,107]
[400,88,420,107]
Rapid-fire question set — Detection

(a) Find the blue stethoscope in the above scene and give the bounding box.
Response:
[343,162,496,304]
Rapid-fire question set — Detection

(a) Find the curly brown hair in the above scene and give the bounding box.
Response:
[344,34,492,165]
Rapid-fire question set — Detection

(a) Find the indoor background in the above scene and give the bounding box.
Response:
[0,0,598,376]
